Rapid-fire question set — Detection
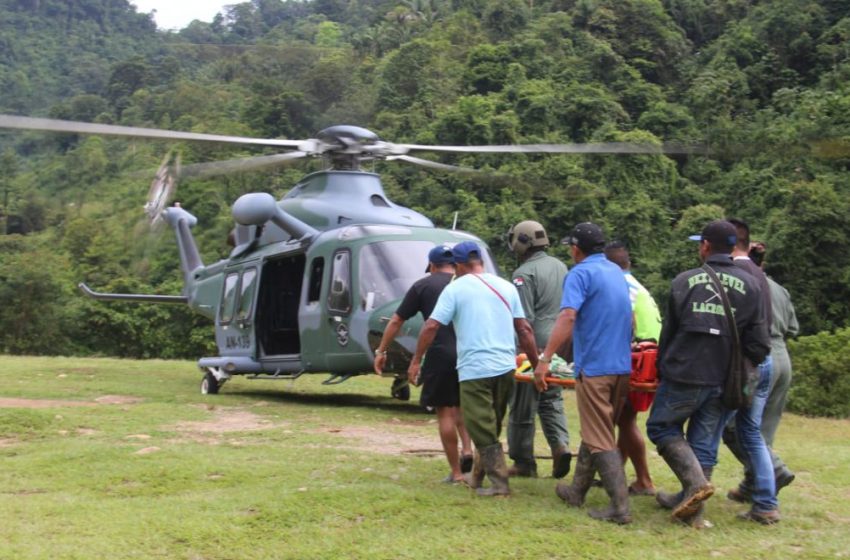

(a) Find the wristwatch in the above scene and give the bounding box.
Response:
[374,349,388,356]
[538,354,551,364]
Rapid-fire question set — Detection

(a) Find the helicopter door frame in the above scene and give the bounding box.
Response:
[215,264,259,359]
[317,248,359,370]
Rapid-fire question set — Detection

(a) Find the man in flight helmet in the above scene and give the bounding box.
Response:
[505,220,572,479]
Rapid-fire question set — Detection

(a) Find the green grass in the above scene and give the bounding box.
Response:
[0,355,848,559]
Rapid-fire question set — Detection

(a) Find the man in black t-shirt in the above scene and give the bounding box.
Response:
[373,245,473,483]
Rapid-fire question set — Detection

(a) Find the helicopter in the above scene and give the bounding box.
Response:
[0,114,698,399]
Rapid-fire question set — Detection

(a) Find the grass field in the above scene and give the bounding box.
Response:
[0,355,848,559]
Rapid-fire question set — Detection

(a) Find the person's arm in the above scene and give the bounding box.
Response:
[785,292,800,339]
[741,284,771,365]
[408,318,441,385]
[533,308,576,391]
[514,318,538,370]
[373,313,405,375]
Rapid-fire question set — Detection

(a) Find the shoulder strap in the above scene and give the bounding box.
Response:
[472,274,512,313]
[702,264,742,358]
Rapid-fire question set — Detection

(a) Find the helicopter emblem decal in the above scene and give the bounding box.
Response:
[336,323,350,347]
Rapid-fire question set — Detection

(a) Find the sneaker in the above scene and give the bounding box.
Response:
[738,509,781,525]
[507,463,538,478]
[727,486,752,503]
[775,468,796,494]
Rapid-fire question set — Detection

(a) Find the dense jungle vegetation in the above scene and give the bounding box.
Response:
[1,0,849,407]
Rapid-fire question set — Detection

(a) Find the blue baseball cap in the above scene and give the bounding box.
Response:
[426,244,455,272]
[452,241,482,263]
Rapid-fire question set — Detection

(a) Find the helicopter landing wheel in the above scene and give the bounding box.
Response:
[391,377,410,401]
[201,370,221,395]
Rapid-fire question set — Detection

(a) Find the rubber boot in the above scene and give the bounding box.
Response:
[657,439,715,521]
[464,450,485,489]
[476,443,510,497]
[588,449,632,524]
[684,466,713,529]
[555,443,595,507]
[552,445,572,479]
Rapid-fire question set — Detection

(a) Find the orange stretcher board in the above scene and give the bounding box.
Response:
[513,346,659,394]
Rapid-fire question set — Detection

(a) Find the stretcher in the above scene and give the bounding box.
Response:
[514,342,659,411]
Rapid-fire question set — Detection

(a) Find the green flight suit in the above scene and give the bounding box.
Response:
[507,251,571,469]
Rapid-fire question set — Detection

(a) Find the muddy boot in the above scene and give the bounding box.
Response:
[464,450,485,489]
[658,439,714,522]
[588,449,632,524]
[683,466,713,529]
[555,443,595,507]
[476,443,510,497]
[552,445,573,479]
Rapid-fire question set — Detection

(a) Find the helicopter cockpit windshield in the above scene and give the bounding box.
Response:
[358,240,497,311]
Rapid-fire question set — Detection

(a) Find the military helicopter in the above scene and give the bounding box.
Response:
[0,114,697,398]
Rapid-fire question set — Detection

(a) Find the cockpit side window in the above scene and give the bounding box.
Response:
[219,272,239,325]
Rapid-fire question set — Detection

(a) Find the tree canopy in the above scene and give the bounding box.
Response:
[1,0,849,356]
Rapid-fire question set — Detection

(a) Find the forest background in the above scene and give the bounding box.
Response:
[1,0,848,415]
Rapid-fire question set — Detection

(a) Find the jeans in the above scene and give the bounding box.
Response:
[646,380,730,468]
[734,357,777,512]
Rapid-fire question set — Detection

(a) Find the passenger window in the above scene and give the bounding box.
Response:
[219,272,239,324]
[237,268,258,322]
[327,250,351,314]
[307,257,324,303]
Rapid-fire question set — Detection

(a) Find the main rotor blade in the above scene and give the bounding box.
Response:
[0,114,314,149]
[388,155,521,186]
[396,142,707,155]
[178,152,310,178]
[388,155,483,174]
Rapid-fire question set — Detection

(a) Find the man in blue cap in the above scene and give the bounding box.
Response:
[409,241,539,496]
[374,244,473,483]
[647,220,770,527]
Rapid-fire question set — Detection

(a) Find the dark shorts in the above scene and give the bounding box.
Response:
[420,368,461,408]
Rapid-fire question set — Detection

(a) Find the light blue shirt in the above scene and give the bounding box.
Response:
[561,253,632,376]
[430,272,525,382]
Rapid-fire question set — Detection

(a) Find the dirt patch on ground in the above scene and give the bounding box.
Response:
[0,437,18,447]
[312,425,442,456]
[0,395,143,409]
[167,408,289,446]
[0,398,96,409]
[174,408,285,434]
[94,395,144,405]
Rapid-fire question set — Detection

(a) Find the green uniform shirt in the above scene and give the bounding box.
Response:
[511,251,568,349]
